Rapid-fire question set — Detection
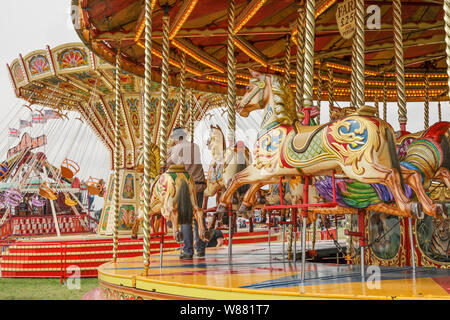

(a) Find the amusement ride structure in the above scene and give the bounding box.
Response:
[1,0,450,299]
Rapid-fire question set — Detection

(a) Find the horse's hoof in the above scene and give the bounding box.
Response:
[175,232,184,243]
[436,203,448,219]
[410,202,424,220]
[203,229,213,241]
[238,203,251,215]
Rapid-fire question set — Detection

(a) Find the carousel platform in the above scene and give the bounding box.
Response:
[0,228,279,278]
[97,242,450,300]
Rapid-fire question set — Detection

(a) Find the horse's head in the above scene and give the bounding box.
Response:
[236,69,271,117]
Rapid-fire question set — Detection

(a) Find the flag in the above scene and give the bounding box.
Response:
[9,128,19,138]
[44,109,61,120]
[19,120,32,129]
[32,113,47,124]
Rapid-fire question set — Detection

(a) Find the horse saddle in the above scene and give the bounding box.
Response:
[291,120,327,153]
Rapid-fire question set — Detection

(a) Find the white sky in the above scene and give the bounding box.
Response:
[0,1,449,191]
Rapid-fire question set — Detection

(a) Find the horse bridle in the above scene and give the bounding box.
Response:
[237,75,266,113]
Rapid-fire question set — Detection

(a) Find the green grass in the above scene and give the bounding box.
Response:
[0,277,99,300]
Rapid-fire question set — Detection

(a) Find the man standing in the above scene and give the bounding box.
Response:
[167,127,207,259]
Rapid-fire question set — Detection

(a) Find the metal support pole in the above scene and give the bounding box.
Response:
[294,3,305,114]
[143,0,153,276]
[283,35,292,86]
[424,75,430,129]
[354,0,365,108]
[445,0,450,98]
[301,176,310,282]
[178,52,187,128]
[358,210,365,279]
[408,217,416,272]
[317,61,322,124]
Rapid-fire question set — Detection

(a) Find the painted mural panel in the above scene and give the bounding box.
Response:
[57,48,89,69]
[101,206,110,232]
[28,54,51,76]
[416,215,450,263]
[122,173,135,199]
[119,204,136,230]
[368,212,401,260]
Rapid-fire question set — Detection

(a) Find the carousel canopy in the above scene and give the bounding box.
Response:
[73,0,449,102]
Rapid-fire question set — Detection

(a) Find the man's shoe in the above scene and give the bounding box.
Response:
[197,251,205,258]
[179,253,193,260]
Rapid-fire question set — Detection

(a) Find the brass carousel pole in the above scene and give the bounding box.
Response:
[374,94,379,118]
[438,99,442,122]
[394,0,415,271]
[189,91,194,139]
[283,35,292,86]
[424,75,430,129]
[294,5,306,115]
[383,74,387,121]
[354,0,366,278]
[446,0,450,96]
[143,0,153,276]
[328,67,334,119]
[178,52,187,128]
[350,40,357,108]
[393,0,407,132]
[159,6,170,173]
[226,0,236,266]
[300,0,316,282]
[112,43,122,263]
[317,61,322,124]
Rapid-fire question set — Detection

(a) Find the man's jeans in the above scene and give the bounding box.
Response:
[181,191,206,255]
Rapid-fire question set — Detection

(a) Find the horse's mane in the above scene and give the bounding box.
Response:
[270,74,298,124]
[210,124,226,151]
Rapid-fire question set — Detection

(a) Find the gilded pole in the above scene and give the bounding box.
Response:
[294,5,305,114]
[226,0,236,146]
[328,66,334,119]
[393,0,407,131]
[178,51,187,128]
[424,75,430,129]
[444,0,450,95]
[112,44,122,263]
[438,99,442,122]
[159,9,170,172]
[190,91,195,140]
[354,0,365,108]
[350,41,357,108]
[374,94,379,117]
[383,74,387,121]
[143,0,153,276]
[283,35,292,86]
[317,62,322,124]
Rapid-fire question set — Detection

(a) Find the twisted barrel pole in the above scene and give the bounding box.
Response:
[424,75,430,129]
[159,9,170,172]
[112,44,122,263]
[393,0,407,131]
[283,35,292,86]
[444,0,450,100]
[143,0,153,276]
[354,0,365,108]
[226,0,236,147]
[294,5,306,114]
[300,0,316,283]
[178,52,187,128]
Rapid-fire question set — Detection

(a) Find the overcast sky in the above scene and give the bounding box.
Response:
[0,1,448,184]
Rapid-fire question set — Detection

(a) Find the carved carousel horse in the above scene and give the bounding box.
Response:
[131,165,211,243]
[216,70,444,220]
[204,125,251,231]
[315,108,450,217]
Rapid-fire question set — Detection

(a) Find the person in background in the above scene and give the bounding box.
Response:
[206,216,224,248]
[167,127,207,259]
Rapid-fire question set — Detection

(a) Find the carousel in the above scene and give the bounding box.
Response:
[3,0,450,299]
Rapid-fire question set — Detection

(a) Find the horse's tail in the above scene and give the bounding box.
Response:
[177,179,193,225]
[236,146,250,195]
[386,128,405,190]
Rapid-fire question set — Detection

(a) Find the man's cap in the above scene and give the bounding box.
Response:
[171,127,187,139]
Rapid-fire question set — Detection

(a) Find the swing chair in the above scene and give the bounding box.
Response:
[60,158,80,179]
[31,194,45,207]
[4,188,22,207]
[87,177,104,196]
[39,181,58,200]
[0,163,9,181]
[64,194,77,207]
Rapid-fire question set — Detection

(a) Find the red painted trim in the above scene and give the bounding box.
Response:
[46,45,57,75]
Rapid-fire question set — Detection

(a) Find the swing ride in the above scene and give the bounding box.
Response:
[0,0,449,299]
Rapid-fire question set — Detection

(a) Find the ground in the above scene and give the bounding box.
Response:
[0,278,99,300]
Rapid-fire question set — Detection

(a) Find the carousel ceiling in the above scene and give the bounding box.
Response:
[73,0,450,102]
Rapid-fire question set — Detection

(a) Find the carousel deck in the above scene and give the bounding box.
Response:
[97,242,450,300]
